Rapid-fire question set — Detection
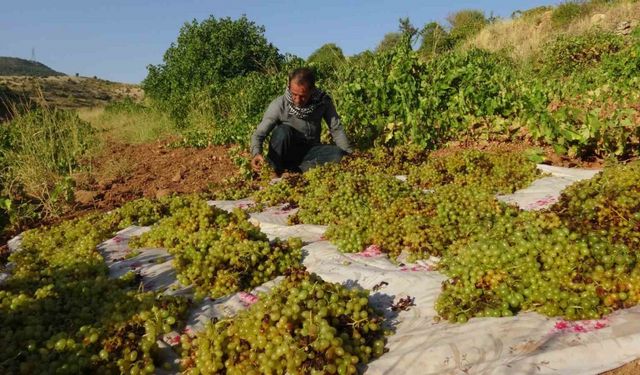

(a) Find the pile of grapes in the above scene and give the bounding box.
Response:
[407,149,541,194]
[251,150,536,261]
[328,185,519,260]
[0,203,190,374]
[435,161,640,322]
[130,199,303,298]
[550,161,640,250]
[181,268,388,375]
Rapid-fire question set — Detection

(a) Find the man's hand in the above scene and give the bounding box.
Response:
[251,154,265,172]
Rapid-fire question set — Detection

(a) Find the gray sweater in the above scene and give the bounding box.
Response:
[250,94,353,157]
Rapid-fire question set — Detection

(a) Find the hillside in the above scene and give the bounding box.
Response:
[0,56,65,77]
[0,75,143,109]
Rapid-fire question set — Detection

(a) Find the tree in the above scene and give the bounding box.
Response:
[447,10,488,45]
[307,43,346,80]
[376,18,419,53]
[375,32,402,53]
[419,22,453,58]
[142,15,283,123]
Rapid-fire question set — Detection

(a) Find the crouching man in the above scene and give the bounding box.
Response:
[250,67,352,175]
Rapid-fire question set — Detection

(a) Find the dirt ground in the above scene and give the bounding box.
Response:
[72,140,237,210]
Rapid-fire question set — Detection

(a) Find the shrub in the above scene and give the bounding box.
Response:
[419,22,454,58]
[1,108,95,220]
[539,29,624,74]
[551,1,591,27]
[142,15,283,124]
[334,38,523,149]
[447,10,488,44]
[307,43,346,80]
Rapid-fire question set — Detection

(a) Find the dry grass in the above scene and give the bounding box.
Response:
[466,1,640,63]
[77,104,176,145]
[0,75,142,109]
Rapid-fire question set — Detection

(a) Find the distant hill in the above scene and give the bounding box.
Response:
[0,75,143,110]
[0,56,65,77]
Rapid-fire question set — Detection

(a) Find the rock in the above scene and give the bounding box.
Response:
[156,189,172,199]
[75,190,99,205]
[616,21,632,35]
[591,14,606,23]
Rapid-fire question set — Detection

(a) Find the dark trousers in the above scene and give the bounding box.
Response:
[267,125,346,173]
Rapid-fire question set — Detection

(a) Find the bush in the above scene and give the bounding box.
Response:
[540,29,624,74]
[551,1,591,27]
[142,15,283,124]
[334,38,523,149]
[419,22,454,58]
[447,10,488,44]
[178,57,305,148]
[1,108,95,221]
[307,43,346,81]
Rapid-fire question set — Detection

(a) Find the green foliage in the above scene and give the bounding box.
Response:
[0,108,95,226]
[600,35,640,81]
[307,43,346,80]
[375,32,403,53]
[142,15,283,124]
[524,32,640,158]
[419,22,453,58]
[551,1,591,27]
[335,43,523,149]
[446,9,488,44]
[540,29,624,74]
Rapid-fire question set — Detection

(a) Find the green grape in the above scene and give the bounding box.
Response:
[182,269,389,374]
[130,198,303,299]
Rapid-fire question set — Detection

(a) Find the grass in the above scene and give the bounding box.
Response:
[77,101,177,145]
[1,103,95,230]
[466,0,640,63]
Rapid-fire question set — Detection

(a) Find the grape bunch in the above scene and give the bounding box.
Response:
[407,149,540,194]
[436,209,640,323]
[130,199,303,298]
[181,269,388,375]
[1,209,189,374]
[252,172,307,209]
[551,160,640,250]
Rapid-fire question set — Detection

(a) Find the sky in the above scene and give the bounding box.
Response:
[1,0,561,84]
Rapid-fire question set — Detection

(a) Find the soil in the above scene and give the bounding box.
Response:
[74,140,237,210]
[0,140,238,254]
[603,360,640,375]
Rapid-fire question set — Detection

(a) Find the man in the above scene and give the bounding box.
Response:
[250,68,352,175]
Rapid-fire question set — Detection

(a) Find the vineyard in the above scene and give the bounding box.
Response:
[1,0,640,374]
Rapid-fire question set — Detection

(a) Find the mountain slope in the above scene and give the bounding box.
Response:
[0,56,65,77]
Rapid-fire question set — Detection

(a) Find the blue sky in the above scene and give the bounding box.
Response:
[1,1,559,84]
